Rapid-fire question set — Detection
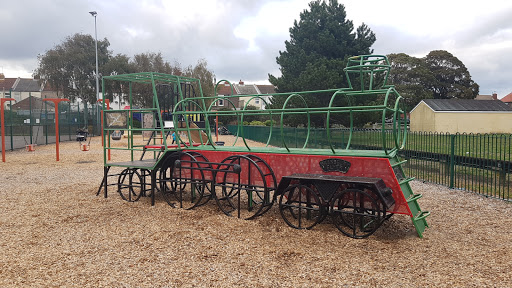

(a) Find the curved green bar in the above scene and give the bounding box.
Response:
[101,55,411,163]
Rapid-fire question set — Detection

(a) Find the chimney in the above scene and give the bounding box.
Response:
[492,93,497,100]
[239,79,244,85]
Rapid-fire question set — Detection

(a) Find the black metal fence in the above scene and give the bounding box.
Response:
[229,125,512,201]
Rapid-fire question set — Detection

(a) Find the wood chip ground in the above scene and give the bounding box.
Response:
[0,136,511,287]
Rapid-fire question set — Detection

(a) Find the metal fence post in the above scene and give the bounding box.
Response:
[9,95,13,150]
[449,134,456,188]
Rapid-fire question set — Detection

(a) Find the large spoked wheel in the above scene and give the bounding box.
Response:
[215,155,276,220]
[117,168,142,202]
[159,151,213,209]
[278,184,327,230]
[330,188,385,238]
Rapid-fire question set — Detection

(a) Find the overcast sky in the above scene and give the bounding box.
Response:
[1,0,512,98]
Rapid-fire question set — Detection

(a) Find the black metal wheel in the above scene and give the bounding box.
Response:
[159,153,184,200]
[159,151,213,209]
[278,184,326,230]
[330,188,385,238]
[139,169,153,197]
[215,155,276,219]
[117,168,142,202]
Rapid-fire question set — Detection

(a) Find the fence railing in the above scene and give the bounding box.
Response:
[228,125,512,201]
[0,101,102,150]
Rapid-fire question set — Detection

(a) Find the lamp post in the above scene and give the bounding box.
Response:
[89,11,99,101]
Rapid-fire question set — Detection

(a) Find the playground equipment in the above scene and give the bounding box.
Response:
[98,55,430,238]
[76,128,90,151]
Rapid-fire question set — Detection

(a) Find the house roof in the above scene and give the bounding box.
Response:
[12,78,41,92]
[501,92,512,103]
[216,83,235,95]
[422,99,512,112]
[475,94,494,100]
[235,84,259,95]
[256,85,275,94]
[0,78,17,91]
[215,82,275,96]
[11,96,55,110]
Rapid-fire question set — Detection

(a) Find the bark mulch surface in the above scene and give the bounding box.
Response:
[0,136,510,287]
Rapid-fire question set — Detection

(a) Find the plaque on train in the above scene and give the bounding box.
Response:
[319,158,351,173]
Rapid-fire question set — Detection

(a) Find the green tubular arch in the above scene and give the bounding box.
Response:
[327,90,354,154]
[380,87,395,154]
[207,97,241,148]
[214,79,234,96]
[393,95,408,151]
[279,94,310,152]
[239,95,274,148]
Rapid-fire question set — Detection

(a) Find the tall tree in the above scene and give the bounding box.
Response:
[183,59,216,108]
[102,53,133,102]
[268,0,376,126]
[34,33,111,104]
[387,53,435,110]
[387,51,480,110]
[129,52,181,107]
[424,50,479,99]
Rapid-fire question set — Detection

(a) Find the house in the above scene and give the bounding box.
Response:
[410,99,512,134]
[214,80,275,110]
[0,78,17,98]
[500,92,512,106]
[11,96,54,111]
[475,93,497,100]
[10,78,42,102]
[11,96,56,121]
[41,82,61,99]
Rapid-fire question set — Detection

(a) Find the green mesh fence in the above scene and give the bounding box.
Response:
[0,100,102,151]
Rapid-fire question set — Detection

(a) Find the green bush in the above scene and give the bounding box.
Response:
[264,120,275,126]
[249,120,265,126]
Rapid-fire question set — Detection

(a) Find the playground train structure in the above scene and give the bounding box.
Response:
[98,55,430,239]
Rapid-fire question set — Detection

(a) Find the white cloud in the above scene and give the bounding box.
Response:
[1,0,512,96]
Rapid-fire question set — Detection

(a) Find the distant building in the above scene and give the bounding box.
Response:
[0,78,17,98]
[410,99,512,134]
[214,80,275,110]
[475,93,497,101]
[500,92,512,107]
[11,78,42,102]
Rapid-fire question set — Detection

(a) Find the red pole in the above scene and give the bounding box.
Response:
[1,98,15,162]
[97,99,111,160]
[43,98,70,161]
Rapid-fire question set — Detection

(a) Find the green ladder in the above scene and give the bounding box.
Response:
[390,155,431,238]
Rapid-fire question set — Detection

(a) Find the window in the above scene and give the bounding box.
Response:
[218,98,224,106]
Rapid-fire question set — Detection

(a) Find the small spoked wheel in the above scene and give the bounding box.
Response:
[278,184,327,230]
[117,168,142,202]
[330,188,385,238]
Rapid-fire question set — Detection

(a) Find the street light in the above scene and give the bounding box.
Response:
[89,11,99,101]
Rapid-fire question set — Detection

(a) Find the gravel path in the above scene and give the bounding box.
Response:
[0,135,511,287]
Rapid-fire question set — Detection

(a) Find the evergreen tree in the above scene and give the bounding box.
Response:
[268,0,376,126]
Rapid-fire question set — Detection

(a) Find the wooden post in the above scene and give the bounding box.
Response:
[1,98,15,162]
[43,98,70,161]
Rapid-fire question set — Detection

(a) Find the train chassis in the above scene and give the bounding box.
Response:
[101,150,397,239]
